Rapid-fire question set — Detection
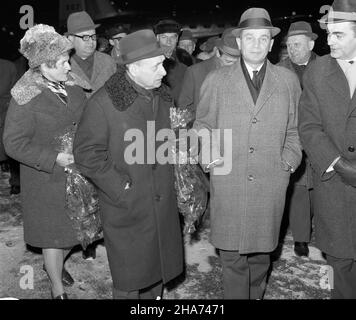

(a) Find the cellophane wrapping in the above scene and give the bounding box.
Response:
[55,129,102,249]
[170,107,209,234]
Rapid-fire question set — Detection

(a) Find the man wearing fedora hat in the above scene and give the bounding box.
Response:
[193,8,302,299]
[278,21,319,258]
[66,11,117,99]
[106,24,130,63]
[154,19,187,104]
[73,29,183,299]
[178,28,240,117]
[178,29,196,56]
[299,0,356,298]
[197,36,220,61]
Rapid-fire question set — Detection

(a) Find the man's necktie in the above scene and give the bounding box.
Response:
[46,80,68,104]
[252,70,259,91]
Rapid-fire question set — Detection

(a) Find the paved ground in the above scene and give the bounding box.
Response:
[0,170,331,299]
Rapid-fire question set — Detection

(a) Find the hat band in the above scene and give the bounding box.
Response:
[326,10,356,21]
[220,45,240,57]
[238,17,274,29]
[121,42,161,62]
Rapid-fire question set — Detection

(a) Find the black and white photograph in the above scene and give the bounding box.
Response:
[0,0,356,306]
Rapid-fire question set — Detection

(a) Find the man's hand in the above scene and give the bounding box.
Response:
[334,157,356,187]
[56,152,74,167]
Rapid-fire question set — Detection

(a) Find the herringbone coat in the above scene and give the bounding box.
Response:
[194,59,302,253]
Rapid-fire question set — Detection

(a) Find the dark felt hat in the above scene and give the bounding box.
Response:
[154,19,181,35]
[216,28,240,57]
[106,25,130,39]
[287,21,318,40]
[319,0,356,24]
[179,29,196,43]
[232,7,281,38]
[65,11,100,35]
[199,36,220,52]
[116,29,165,65]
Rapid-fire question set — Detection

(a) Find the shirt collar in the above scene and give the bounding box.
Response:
[244,60,265,79]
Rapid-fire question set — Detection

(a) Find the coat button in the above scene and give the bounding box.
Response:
[348,146,355,152]
[252,118,258,124]
[72,122,77,126]
[249,147,255,153]
[155,195,161,201]
[248,175,254,181]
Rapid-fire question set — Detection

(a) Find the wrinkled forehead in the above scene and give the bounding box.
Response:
[287,34,310,44]
[241,28,272,38]
[158,32,178,38]
[327,21,354,33]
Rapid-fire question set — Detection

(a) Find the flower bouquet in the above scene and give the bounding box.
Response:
[170,107,209,234]
[55,128,102,249]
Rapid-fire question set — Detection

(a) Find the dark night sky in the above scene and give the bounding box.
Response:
[0,0,333,59]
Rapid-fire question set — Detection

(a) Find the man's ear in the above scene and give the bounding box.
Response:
[67,35,74,43]
[269,38,275,52]
[236,37,241,50]
[109,39,114,46]
[308,40,315,51]
[127,62,138,77]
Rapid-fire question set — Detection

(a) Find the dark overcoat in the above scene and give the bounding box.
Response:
[0,59,17,161]
[298,55,356,259]
[3,70,88,248]
[194,59,302,253]
[277,53,318,188]
[178,56,222,113]
[73,67,184,291]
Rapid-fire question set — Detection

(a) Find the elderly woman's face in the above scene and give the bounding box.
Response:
[42,53,71,82]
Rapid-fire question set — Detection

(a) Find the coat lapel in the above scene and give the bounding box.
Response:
[70,58,91,84]
[325,58,350,107]
[233,61,255,114]
[255,61,277,116]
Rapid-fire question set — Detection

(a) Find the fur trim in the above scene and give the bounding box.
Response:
[104,65,172,112]
[11,70,91,105]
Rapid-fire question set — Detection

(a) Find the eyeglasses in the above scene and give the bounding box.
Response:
[72,34,97,42]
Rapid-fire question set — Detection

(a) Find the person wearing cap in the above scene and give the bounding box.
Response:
[178,28,240,118]
[73,29,183,299]
[178,29,197,56]
[278,21,319,258]
[66,11,117,99]
[193,8,302,299]
[298,0,356,298]
[154,19,187,104]
[3,24,90,299]
[107,25,129,63]
[196,36,220,61]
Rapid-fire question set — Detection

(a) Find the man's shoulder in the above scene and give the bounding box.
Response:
[94,51,116,66]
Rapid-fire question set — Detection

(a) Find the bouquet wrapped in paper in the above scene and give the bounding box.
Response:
[55,128,102,249]
[170,107,209,234]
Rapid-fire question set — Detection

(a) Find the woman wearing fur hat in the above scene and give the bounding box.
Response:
[3,24,90,299]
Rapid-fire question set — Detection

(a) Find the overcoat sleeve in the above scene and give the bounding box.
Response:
[73,97,130,203]
[3,99,58,173]
[298,68,340,180]
[177,66,195,110]
[281,73,303,170]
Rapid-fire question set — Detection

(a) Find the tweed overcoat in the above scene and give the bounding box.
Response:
[70,51,116,98]
[178,56,222,114]
[3,70,88,248]
[193,59,302,253]
[298,55,356,259]
[73,67,184,291]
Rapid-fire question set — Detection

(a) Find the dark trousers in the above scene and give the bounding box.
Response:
[326,254,356,299]
[113,280,163,299]
[8,157,20,187]
[289,185,312,242]
[219,250,270,299]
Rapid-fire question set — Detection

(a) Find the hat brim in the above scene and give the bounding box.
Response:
[65,24,100,36]
[216,40,240,57]
[232,26,281,38]
[117,47,165,65]
[319,11,356,24]
[287,31,318,41]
